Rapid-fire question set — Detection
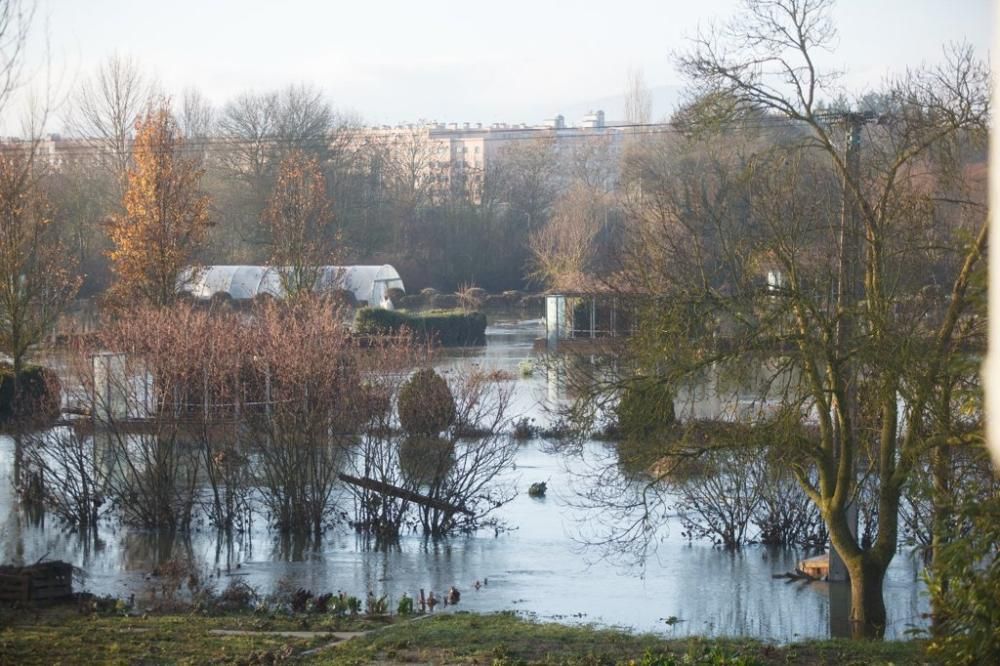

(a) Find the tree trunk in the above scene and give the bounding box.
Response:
[847,557,888,639]
[829,508,890,639]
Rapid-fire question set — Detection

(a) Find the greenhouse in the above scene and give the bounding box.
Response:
[179,265,405,307]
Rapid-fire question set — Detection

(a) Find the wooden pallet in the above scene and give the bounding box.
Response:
[0,561,73,603]
[0,572,31,602]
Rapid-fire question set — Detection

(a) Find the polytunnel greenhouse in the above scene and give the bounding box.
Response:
[179,265,405,307]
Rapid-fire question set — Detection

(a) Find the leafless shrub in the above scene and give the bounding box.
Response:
[19,426,110,528]
[454,283,487,312]
[246,298,363,534]
[672,445,764,549]
[752,466,826,549]
[416,369,519,536]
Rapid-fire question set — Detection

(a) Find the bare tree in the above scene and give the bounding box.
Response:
[0,0,33,117]
[624,66,652,124]
[175,87,215,166]
[177,87,215,140]
[247,298,386,535]
[216,90,278,190]
[216,84,335,183]
[528,182,612,290]
[370,126,442,212]
[490,136,559,231]
[264,150,337,296]
[214,84,337,253]
[416,369,518,536]
[67,54,157,198]
[273,83,334,158]
[0,145,80,381]
[21,423,110,528]
[352,366,519,540]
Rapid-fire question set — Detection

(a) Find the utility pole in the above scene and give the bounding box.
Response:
[828,111,870,592]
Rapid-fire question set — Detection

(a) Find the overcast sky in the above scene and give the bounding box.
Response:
[16,0,996,130]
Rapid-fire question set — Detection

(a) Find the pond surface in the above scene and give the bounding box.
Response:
[0,319,927,641]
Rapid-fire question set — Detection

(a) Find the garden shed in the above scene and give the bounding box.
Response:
[179,265,405,307]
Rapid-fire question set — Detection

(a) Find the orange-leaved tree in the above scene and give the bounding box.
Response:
[265,149,337,297]
[107,103,210,307]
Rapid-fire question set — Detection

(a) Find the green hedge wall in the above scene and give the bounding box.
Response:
[355,308,487,347]
[0,364,62,425]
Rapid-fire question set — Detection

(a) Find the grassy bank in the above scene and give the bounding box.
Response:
[0,606,924,665]
[330,612,921,665]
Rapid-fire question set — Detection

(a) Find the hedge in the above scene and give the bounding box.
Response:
[0,364,62,425]
[355,308,487,347]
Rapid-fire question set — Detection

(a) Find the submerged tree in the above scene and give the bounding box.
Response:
[107,103,211,307]
[660,0,985,636]
[557,0,988,639]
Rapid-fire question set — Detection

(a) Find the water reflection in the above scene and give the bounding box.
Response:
[0,319,927,641]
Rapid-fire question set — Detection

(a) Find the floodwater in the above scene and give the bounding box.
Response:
[0,319,926,642]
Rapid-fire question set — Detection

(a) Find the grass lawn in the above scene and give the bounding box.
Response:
[0,606,925,665]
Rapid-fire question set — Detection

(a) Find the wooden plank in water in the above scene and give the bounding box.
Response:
[337,473,472,516]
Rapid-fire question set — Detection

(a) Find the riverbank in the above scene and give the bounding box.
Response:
[0,606,922,665]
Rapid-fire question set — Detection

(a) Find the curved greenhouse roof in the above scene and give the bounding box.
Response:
[180,265,404,306]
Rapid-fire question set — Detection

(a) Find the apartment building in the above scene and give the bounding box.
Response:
[358,110,630,203]
[20,110,637,204]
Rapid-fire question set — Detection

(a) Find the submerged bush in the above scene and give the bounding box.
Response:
[399,435,455,485]
[398,369,456,435]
